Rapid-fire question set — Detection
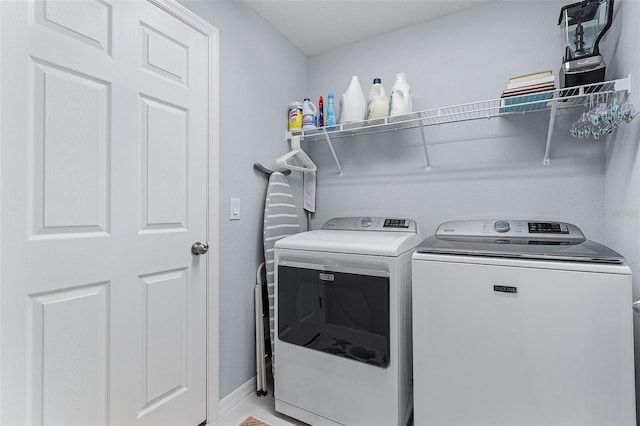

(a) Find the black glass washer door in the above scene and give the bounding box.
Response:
[278,262,390,367]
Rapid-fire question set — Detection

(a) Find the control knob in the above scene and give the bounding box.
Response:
[494,220,511,233]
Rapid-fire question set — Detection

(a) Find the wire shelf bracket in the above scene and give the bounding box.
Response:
[419,124,432,172]
[543,99,559,166]
[321,129,343,177]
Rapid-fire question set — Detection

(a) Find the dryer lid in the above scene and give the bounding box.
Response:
[275,217,422,256]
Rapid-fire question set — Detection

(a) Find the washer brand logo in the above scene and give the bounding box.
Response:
[319,273,334,281]
[494,285,517,294]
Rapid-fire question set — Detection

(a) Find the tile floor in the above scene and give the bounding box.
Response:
[210,382,415,426]
[211,389,307,426]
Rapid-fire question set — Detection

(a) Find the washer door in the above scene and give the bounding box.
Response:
[278,262,390,367]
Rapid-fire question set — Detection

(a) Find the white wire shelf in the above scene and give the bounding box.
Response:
[286,75,632,174]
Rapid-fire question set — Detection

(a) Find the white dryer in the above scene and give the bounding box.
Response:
[412,220,635,426]
[274,217,422,426]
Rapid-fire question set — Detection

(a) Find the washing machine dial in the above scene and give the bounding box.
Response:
[361,217,372,227]
[494,220,511,233]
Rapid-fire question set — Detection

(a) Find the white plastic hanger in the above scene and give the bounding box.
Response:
[276,135,317,172]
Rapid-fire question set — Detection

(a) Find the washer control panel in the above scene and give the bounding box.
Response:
[435,220,585,242]
[322,217,417,233]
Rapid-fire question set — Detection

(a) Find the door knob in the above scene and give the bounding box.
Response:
[191,242,209,255]
[633,300,640,314]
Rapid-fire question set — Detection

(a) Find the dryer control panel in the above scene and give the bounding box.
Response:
[322,217,418,233]
[435,220,585,243]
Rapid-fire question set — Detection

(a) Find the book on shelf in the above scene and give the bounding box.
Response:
[501,82,555,98]
[507,74,555,89]
[499,92,553,113]
[508,70,553,84]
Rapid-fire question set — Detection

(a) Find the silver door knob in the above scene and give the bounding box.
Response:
[633,300,640,314]
[191,242,209,255]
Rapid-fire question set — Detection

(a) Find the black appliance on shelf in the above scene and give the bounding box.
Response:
[558,0,614,88]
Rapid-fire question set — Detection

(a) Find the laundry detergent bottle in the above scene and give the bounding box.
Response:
[389,72,412,117]
[339,75,366,124]
[366,78,389,121]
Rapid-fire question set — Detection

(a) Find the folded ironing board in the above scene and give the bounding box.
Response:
[262,172,300,373]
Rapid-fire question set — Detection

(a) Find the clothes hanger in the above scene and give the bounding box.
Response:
[253,162,291,176]
[275,135,317,173]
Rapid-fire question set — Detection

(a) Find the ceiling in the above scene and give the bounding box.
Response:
[243,0,494,56]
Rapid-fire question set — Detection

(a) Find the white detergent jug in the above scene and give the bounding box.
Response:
[389,73,412,117]
[366,78,389,122]
[339,76,366,124]
[302,98,317,129]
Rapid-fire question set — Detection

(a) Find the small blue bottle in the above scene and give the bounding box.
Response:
[326,92,336,130]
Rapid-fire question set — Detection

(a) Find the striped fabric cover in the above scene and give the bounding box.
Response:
[263,172,300,364]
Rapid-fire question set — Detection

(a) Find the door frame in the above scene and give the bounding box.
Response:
[147,0,221,421]
[0,0,221,422]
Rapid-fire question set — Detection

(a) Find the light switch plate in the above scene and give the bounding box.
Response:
[230,198,240,220]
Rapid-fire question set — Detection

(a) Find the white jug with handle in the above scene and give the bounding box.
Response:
[339,76,366,124]
[302,98,317,129]
[389,73,412,117]
[366,78,389,121]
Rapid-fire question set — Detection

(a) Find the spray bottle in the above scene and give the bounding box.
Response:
[317,96,324,128]
[326,92,336,130]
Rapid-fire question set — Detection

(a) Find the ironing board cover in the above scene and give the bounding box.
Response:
[263,172,300,364]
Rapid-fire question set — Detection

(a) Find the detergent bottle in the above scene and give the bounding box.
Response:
[302,98,317,129]
[366,78,389,122]
[389,73,412,117]
[339,76,366,124]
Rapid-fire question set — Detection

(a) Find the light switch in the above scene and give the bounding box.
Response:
[230,198,240,220]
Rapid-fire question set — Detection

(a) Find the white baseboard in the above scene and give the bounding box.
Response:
[217,376,257,419]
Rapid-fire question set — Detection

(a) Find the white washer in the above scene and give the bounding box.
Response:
[412,220,635,426]
[274,217,422,426]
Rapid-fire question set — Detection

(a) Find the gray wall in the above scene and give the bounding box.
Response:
[307,0,606,242]
[604,0,640,419]
[179,0,308,399]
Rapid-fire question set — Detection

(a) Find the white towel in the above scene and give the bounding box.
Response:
[303,170,316,213]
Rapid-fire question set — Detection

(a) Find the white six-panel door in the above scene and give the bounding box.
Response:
[0,1,214,424]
